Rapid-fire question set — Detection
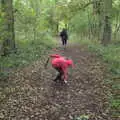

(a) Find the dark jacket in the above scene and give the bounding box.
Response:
[60,29,68,40]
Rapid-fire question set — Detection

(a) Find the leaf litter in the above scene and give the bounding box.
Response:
[0,44,113,120]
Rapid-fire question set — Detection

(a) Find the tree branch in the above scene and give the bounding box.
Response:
[79,1,94,10]
[78,0,102,10]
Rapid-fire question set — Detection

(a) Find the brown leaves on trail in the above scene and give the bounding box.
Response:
[0,45,112,120]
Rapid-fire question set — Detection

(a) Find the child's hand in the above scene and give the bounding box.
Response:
[64,80,67,84]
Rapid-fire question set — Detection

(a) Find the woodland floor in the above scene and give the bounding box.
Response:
[0,40,115,120]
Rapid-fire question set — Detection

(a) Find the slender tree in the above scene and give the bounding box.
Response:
[96,0,112,45]
[1,0,15,56]
[101,0,112,45]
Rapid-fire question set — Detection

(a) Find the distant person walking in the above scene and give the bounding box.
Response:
[60,28,68,49]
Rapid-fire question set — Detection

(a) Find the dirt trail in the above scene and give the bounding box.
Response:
[0,43,112,120]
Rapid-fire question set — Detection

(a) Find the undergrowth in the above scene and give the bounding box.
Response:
[71,35,120,118]
[0,34,55,79]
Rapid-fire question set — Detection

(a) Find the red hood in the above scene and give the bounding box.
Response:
[66,60,74,68]
[66,60,72,65]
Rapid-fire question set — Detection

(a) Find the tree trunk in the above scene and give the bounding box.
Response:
[1,0,15,56]
[93,0,104,41]
[93,0,112,45]
[114,24,120,39]
[102,15,112,45]
[101,0,112,45]
[93,0,101,39]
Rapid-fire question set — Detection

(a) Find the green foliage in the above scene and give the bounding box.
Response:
[0,0,57,78]
[73,115,89,120]
[71,35,120,74]
[89,45,120,74]
[70,12,89,34]
[14,0,59,41]
[110,98,120,109]
[0,35,55,78]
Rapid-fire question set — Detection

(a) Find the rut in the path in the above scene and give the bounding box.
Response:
[0,44,112,120]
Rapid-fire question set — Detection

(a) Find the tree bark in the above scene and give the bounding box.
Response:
[93,0,101,39]
[114,24,120,39]
[1,0,15,56]
[101,0,112,45]
[93,0,112,45]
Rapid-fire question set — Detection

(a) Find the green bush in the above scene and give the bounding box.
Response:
[0,34,55,78]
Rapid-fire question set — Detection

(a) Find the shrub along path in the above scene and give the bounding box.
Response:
[0,41,113,120]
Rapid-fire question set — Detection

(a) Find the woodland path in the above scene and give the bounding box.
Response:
[0,40,112,120]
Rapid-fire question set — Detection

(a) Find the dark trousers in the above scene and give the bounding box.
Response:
[61,37,67,46]
[54,67,64,81]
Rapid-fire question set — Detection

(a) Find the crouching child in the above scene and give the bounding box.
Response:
[45,54,74,84]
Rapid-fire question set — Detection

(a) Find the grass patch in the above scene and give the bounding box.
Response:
[71,34,120,118]
[0,34,55,79]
